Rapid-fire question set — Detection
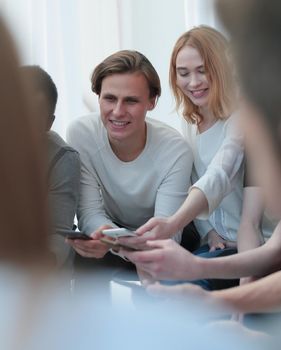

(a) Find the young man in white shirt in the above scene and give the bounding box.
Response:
[66,50,193,264]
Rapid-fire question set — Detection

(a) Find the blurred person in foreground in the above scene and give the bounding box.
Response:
[0,15,55,350]
[0,30,49,266]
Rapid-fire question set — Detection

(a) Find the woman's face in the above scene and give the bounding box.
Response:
[176,45,209,108]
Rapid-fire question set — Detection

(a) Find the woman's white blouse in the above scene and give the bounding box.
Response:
[182,115,244,241]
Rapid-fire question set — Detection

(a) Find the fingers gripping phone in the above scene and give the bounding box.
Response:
[101,228,137,238]
[56,229,92,240]
[100,228,138,251]
[99,237,137,251]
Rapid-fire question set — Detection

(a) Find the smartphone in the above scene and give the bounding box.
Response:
[56,229,92,240]
[101,228,137,238]
[100,237,137,251]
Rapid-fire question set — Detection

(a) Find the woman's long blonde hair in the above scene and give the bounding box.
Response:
[169,25,236,124]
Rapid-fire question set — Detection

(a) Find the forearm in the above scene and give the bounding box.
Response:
[154,190,188,243]
[171,188,208,232]
[193,243,281,280]
[78,209,116,234]
[154,146,193,242]
[237,223,264,252]
[212,271,281,313]
[237,187,265,252]
[78,183,116,234]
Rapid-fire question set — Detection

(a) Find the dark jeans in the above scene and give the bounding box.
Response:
[180,222,201,252]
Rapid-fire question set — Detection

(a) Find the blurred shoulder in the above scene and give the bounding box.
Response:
[48,130,78,157]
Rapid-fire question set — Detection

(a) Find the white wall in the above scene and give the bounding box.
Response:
[78,0,187,133]
[0,0,219,136]
[119,0,186,132]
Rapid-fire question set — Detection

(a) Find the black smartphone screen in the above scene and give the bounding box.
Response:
[56,229,92,240]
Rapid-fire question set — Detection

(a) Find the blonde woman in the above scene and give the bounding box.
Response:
[120,26,244,286]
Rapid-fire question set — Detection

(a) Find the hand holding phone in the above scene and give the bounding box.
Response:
[101,228,137,238]
[56,229,92,240]
[100,237,137,251]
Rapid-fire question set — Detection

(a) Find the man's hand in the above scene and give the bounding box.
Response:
[67,225,112,259]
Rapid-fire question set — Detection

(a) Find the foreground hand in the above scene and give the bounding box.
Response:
[67,225,112,259]
[118,217,177,248]
[120,239,201,281]
[146,281,207,300]
[147,283,228,316]
[136,267,156,286]
[231,276,257,322]
[208,230,236,252]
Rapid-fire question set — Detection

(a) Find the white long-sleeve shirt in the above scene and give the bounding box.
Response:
[67,113,193,242]
[182,115,244,241]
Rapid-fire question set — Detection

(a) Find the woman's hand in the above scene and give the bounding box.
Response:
[118,216,177,248]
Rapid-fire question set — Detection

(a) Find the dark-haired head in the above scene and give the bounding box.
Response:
[91,50,161,101]
[20,65,58,131]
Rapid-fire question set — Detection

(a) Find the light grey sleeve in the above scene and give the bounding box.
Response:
[48,150,81,266]
[66,118,117,234]
[154,146,193,243]
[76,163,117,234]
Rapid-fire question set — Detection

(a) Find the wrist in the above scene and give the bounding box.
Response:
[195,255,210,280]
[179,254,204,280]
[210,290,237,313]
[169,214,184,234]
